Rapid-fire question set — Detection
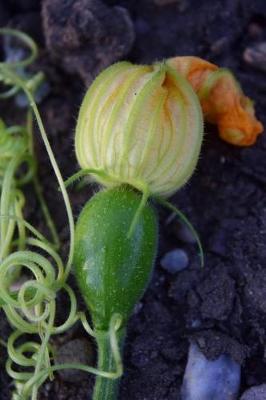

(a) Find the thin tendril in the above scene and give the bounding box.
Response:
[19,314,123,399]
[0,28,38,68]
[26,110,60,249]
[2,67,75,278]
[0,29,124,400]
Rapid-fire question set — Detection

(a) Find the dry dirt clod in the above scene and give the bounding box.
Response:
[55,338,94,383]
[42,0,135,85]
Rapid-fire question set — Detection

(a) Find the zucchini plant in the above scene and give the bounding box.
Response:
[72,56,262,398]
[1,27,261,400]
[72,61,204,399]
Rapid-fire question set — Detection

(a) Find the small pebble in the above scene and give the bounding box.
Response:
[160,249,189,274]
[181,342,241,400]
[243,43,266,72]
[240,384,266,400]
[55,338,94,383]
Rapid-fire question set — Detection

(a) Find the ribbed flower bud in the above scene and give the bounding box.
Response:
[75,61,203,197]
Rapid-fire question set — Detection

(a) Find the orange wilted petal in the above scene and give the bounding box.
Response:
[167,56,264,146]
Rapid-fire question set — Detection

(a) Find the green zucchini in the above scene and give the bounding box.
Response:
[74,186,158,399]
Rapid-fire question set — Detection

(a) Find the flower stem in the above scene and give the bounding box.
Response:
[93,328,125,400]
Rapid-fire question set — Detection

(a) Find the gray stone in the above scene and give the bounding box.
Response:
[160,249,189,274]
[181,342,241,400]
[240,384,266,400]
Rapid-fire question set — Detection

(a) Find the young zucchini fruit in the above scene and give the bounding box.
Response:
[74,186,158,399]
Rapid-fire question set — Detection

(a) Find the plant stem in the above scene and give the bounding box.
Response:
[93,328,125,400]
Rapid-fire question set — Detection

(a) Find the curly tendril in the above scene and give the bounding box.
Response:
[0,28,123,400]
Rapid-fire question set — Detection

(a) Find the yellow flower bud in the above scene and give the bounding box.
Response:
[75,61,203,197]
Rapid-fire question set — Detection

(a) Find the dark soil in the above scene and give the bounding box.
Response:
[1,0,266,399]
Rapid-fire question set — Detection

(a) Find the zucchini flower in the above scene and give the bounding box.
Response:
[167,56,263,146]
[75,61,203,197]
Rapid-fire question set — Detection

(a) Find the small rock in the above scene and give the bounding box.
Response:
[243,43,266,72]
[55,338,94,383]
[161,249,189,274]
[181,342,241,400]
[240,384,266,400]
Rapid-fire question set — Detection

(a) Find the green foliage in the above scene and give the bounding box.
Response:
[0,28,125,400]
[0,29,77,399]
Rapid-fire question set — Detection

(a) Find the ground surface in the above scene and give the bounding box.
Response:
[1,0,266,399]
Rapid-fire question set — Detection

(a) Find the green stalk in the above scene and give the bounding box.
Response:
[93,328,125,400]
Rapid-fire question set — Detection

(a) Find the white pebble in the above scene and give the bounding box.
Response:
[181,342,241,400]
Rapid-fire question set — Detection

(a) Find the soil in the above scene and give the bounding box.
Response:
[1,0,266,399]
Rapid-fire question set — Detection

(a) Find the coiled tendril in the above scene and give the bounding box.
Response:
[0,28,123,400]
